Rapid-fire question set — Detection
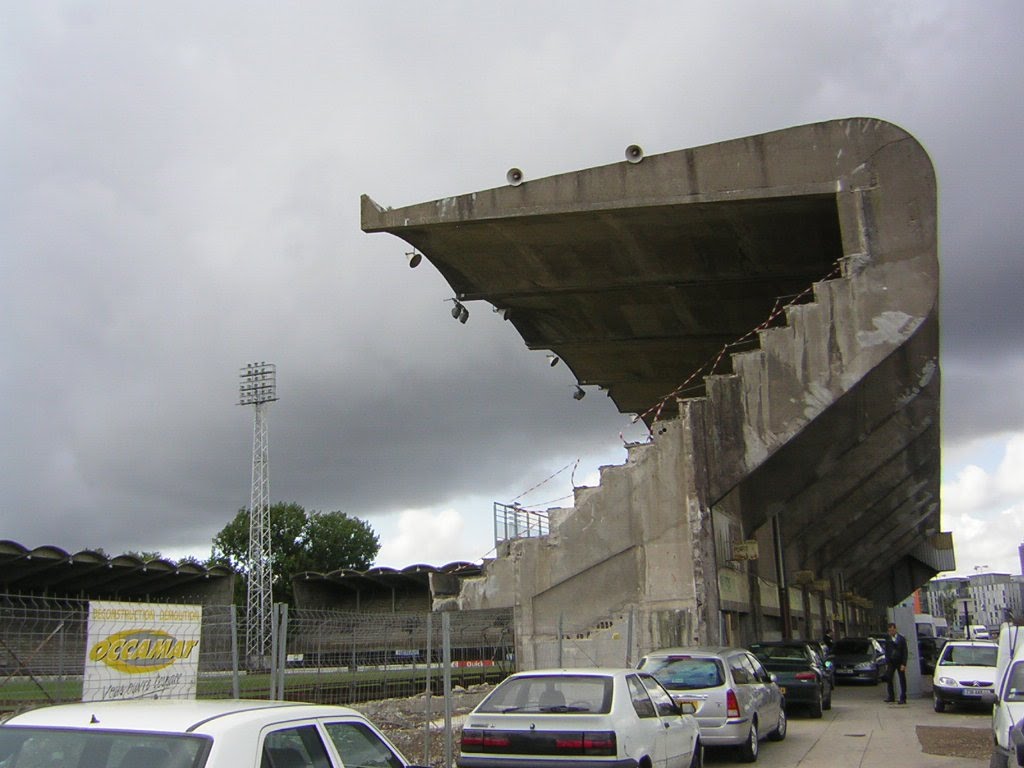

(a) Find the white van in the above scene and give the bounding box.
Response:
[982,623,1024,765]
[968,625,991,640]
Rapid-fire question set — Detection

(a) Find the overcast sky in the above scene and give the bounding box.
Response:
[2,2,1022,579]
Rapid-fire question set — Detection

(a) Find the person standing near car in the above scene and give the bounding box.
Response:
[883,622,908,704]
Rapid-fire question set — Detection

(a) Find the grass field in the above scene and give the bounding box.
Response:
[0,663,509,715]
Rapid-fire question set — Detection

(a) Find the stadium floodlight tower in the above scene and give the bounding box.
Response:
[238,361,278,669]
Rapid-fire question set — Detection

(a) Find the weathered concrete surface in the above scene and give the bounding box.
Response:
[362,117,947,664]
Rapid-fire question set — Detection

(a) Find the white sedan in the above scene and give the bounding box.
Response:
[457,668,702,768]
[0,698,425,768]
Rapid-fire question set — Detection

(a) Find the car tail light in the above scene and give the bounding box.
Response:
[726,689,741,718]
[461,729,483,752]
[460,730,510,752]
[549,731,616,756]
[795,672,817,681]
[582,731,616,756]
[462,729,615,757]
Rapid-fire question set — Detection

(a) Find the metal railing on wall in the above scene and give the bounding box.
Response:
[493,502,549,547]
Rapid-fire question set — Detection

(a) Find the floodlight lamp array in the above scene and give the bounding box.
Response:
[239,362,278,405]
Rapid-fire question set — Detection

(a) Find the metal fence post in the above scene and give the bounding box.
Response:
[230,605,241,699]
[423,612,433,766]
[558,613,564,668]
[442,612,453,768]
[625,607,635,667]
[276,603,289,700]
[269,606,278,700]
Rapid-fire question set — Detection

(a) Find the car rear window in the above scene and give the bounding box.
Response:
[476,674,613,714]
[751,645,807,661]
[939,645,998,667]
[0,726,208,768]
[833,639,869,654]
[639,656,724,690]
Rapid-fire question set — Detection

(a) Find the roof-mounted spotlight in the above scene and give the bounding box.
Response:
[573,385,586,401]
[449,298,469,324]
[506,167,524,186]
[625,144,644,163]
[405,250,423,268]
[546,354,560,367]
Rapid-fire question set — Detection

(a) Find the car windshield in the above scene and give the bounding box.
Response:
[0,726,208,768]
[476,674,613,714]
[639,656,724,690]
[939,645,998,667]
[833,639,870,655]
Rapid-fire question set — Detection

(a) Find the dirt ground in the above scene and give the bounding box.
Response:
[353,684,492,768]
[916,724,995,762]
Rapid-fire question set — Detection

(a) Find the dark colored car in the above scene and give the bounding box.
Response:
[831,637,889,684]
[918,635,948,675]
[807,640,836,686]
[749,641,833,718]
[1012,716,1024,767]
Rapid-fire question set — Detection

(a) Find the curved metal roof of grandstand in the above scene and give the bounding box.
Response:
[0,539,234,598]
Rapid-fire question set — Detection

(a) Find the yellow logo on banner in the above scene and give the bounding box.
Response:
[89,629,199,674]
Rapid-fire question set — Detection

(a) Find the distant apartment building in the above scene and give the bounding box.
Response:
[921,572,1024,635]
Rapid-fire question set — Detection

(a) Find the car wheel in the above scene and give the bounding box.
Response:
[809,691,824,719]
[688,739,704,768]
[823,686,833,711]
[737,719,759,762]
[933,696,946,713]
[767,707,787,742]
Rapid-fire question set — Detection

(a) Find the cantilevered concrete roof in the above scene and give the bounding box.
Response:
[363,173,845,418]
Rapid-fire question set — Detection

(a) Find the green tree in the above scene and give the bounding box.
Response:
[211,502,380,603]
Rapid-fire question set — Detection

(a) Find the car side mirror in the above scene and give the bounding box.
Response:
[677,701,698,715]
[825,660,834,669]
[980,690,997,706]
[770,673,778,684]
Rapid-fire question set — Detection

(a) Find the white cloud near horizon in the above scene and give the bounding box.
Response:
[941,434,1024,576]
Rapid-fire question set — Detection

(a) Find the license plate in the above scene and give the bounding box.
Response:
[964,688,985,697]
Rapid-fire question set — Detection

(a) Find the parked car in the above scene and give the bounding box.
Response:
[806,640,835,686]
[637,646,785,762]
[0,698,426,768]
[748,641,833,717]
[457,667,702,768]
[918,635,947,675]
[831,637,889,684]
[932,640,998,712]
[967,624,991,640]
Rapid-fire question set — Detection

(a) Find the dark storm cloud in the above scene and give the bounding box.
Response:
[1,2,1022,566]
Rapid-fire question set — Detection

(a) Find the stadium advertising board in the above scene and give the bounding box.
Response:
[83,600,202,702]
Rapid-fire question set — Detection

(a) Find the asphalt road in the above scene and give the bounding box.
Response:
[703,679,995,767]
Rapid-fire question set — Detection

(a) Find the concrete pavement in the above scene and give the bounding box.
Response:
[705,681,994,767]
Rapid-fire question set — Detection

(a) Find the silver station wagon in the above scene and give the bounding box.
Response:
[637,647,785,763]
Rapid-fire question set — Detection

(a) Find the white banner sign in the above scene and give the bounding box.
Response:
[83,600,203,702]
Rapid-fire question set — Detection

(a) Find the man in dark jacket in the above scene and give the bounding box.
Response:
[883,622,909,704]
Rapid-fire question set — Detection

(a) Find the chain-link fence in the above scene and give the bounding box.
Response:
[0,593,513,716]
